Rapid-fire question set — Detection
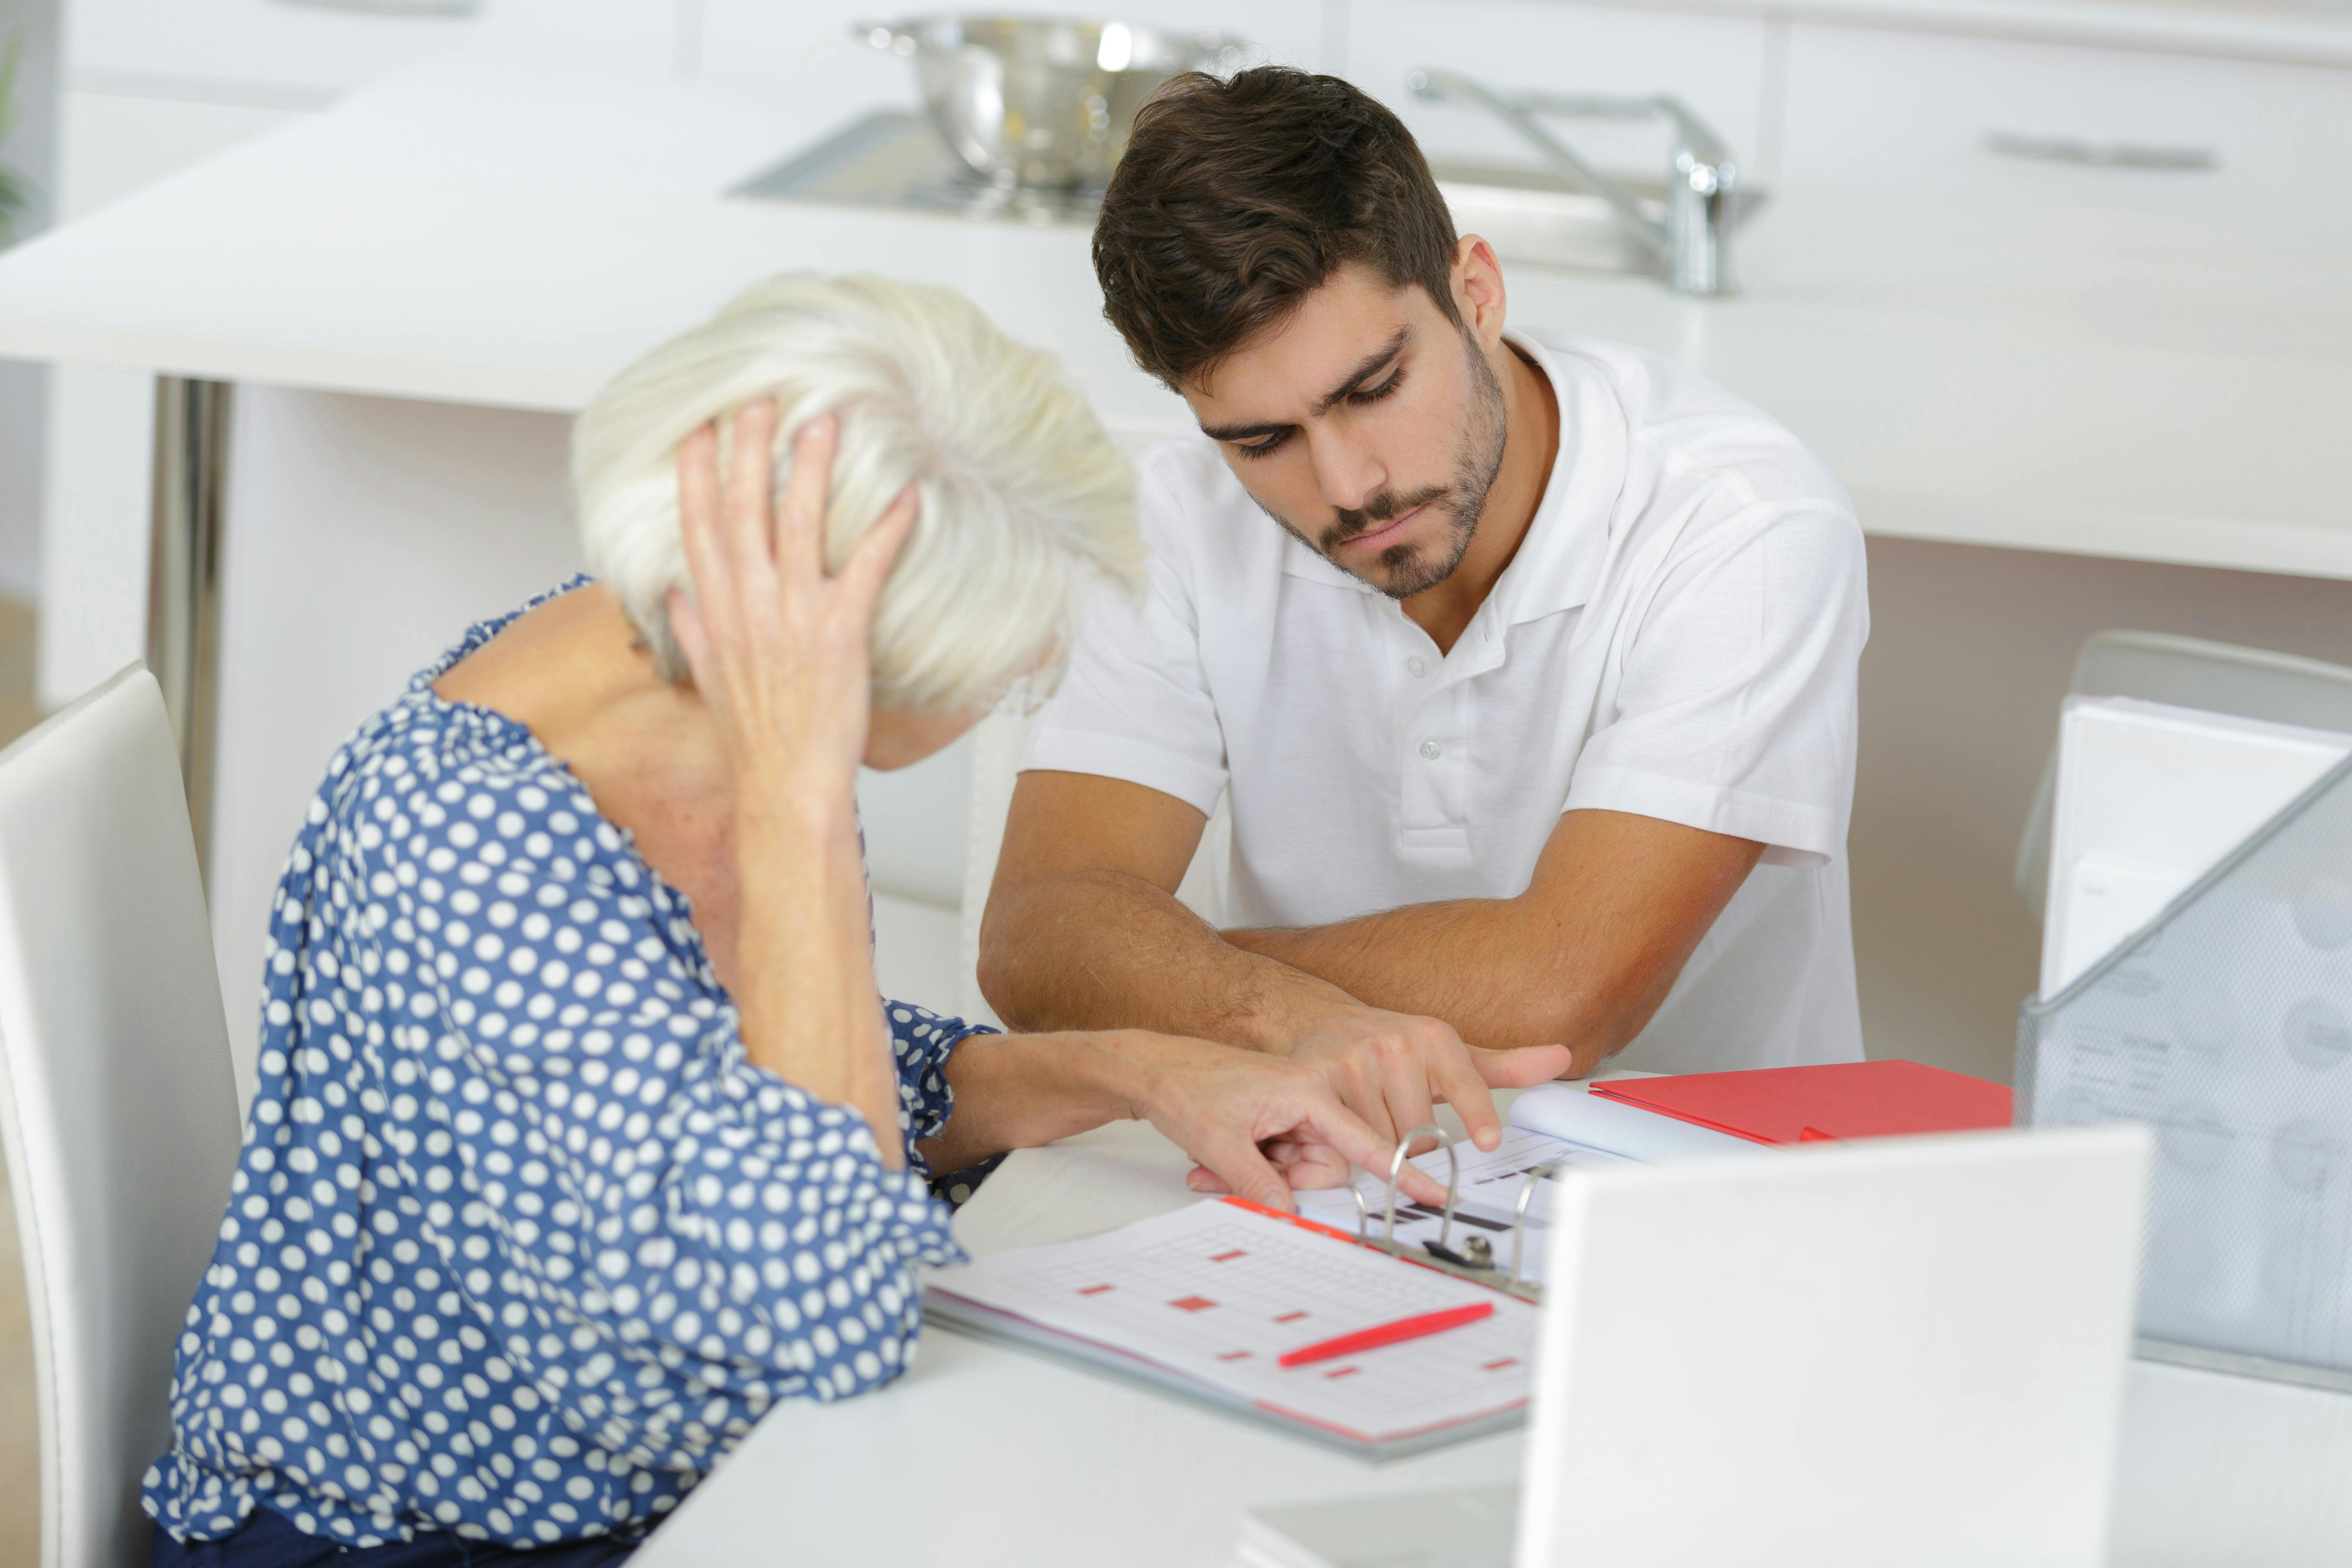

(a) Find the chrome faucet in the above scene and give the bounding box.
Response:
[1408,71,1740,296]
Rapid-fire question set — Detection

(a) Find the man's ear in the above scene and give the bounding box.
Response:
[1450,235,1509,350]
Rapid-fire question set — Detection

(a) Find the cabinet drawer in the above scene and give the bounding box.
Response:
[1779,24,2352,236]
[67,0,680,100]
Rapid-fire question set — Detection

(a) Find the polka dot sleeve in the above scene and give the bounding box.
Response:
[328,750,966,1432]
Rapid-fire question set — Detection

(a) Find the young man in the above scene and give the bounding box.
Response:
[980,67,1868,1156]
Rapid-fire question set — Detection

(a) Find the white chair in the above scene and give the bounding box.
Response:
[0,666,241,1568]
[2015,631,2352,922]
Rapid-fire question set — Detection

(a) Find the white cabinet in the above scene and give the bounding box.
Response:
[66,0,484,98]
[65,0,684,99]
[1778,23,2352,236]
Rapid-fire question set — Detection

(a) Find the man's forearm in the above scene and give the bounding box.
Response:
[1228,898,1612,1058]
[1229,812,1763,1065]
[979,868,1354,1050]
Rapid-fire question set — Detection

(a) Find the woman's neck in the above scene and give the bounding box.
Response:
[433,585,749,988]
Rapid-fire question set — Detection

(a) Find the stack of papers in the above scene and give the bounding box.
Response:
[925,1198,1541,1457]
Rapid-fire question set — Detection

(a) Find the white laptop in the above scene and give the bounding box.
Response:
[1240,1124,2152,1568]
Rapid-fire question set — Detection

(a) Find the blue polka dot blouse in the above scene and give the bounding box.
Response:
[144,587,982,1551]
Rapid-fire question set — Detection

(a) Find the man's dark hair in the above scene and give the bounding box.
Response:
[1092,67,1463,390]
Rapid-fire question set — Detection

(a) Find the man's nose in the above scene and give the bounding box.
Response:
[1308,427,1384,515]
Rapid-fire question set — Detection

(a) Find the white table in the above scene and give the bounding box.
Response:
[636,1112,2352,1568]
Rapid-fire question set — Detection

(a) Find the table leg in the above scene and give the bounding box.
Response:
[146,376,229,881]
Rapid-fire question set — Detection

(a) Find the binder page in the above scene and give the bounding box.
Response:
[1292,1125,1622,1284]
[925,1198,1538,1444]
[1508,1080,1769,1161]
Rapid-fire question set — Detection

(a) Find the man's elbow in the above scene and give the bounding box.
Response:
[973,891,1030,1026]
[1513,978,1659,1077]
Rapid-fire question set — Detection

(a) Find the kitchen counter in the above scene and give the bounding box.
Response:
[0,61,2345,583]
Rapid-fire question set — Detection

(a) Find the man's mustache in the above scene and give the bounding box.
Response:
[1319,484,1450,554]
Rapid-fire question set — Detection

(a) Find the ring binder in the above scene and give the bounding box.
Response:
[1510,1163,1563,1288]
[1383,1124,1460,1250]
[1348,1127,1550,1304]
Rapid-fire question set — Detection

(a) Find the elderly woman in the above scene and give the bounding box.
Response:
[142,275,1563,1566]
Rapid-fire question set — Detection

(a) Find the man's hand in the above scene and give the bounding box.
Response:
[1113,1032,1455,1214]
[1281,1002,1572,1154]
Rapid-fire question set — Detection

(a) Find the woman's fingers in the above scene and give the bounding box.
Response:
[773,412,836,578]
[1288,1088,1447,1206]
[1188,1132,1296,1213]
[665,588,711,691]
[720,401,784,582]
[675,424,723,599]
[838,485,919,615]
[1278,1144,1356,1192]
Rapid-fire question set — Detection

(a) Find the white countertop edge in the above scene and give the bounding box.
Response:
[1605,0,2352,69]
[0,322,601,414]
[11,318,2342,584]
[1857,486,2352,583]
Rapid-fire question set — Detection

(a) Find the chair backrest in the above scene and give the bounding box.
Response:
[2015,631,2352,921]
[0,666,240,1568]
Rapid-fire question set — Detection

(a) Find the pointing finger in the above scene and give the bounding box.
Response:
[1191,1132,1294,1213]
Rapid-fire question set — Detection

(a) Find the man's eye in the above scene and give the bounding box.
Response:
[1351,370,1405,405]
[1235,432,1291,461]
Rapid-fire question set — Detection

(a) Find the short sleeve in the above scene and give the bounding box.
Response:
[1021,468,1229,815]
[1562,501,1868,867]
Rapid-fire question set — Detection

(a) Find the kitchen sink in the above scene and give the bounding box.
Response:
[734,112,1762,281]
[1427,157,1766,283]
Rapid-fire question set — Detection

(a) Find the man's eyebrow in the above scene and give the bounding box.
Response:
[1195,326,1412,443]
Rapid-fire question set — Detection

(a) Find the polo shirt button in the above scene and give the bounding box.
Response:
[1419,739,1442,760]
[1407,656,1429,678]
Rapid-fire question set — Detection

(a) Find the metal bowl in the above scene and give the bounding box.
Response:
[856,15,1252,191]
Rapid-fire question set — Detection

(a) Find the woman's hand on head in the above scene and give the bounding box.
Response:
[667,403,918,799]
[1112,1033,1451,1214]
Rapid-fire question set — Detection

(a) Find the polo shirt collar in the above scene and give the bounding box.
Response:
[1274,330,1619,628]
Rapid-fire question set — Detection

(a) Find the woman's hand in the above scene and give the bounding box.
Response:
[1115,1033,1453,1213]
[666,401,918,1164]
[916,1029,1453,1213]
[667,403,917,800]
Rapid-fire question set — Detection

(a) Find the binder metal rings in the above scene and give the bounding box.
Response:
[1352,1126,1555,1304]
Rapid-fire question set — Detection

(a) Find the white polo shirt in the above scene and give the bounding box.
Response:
[1024,329,1870,1071]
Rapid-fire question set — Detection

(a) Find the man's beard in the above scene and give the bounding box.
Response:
[1264,331,1509,600]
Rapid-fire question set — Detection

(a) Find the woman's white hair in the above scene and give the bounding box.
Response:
[575,272,1143,713]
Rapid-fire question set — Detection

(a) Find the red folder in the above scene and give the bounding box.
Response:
[1587,1059,2013,1146]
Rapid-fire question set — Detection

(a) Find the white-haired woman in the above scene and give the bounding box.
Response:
[140,275,1510,1568]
